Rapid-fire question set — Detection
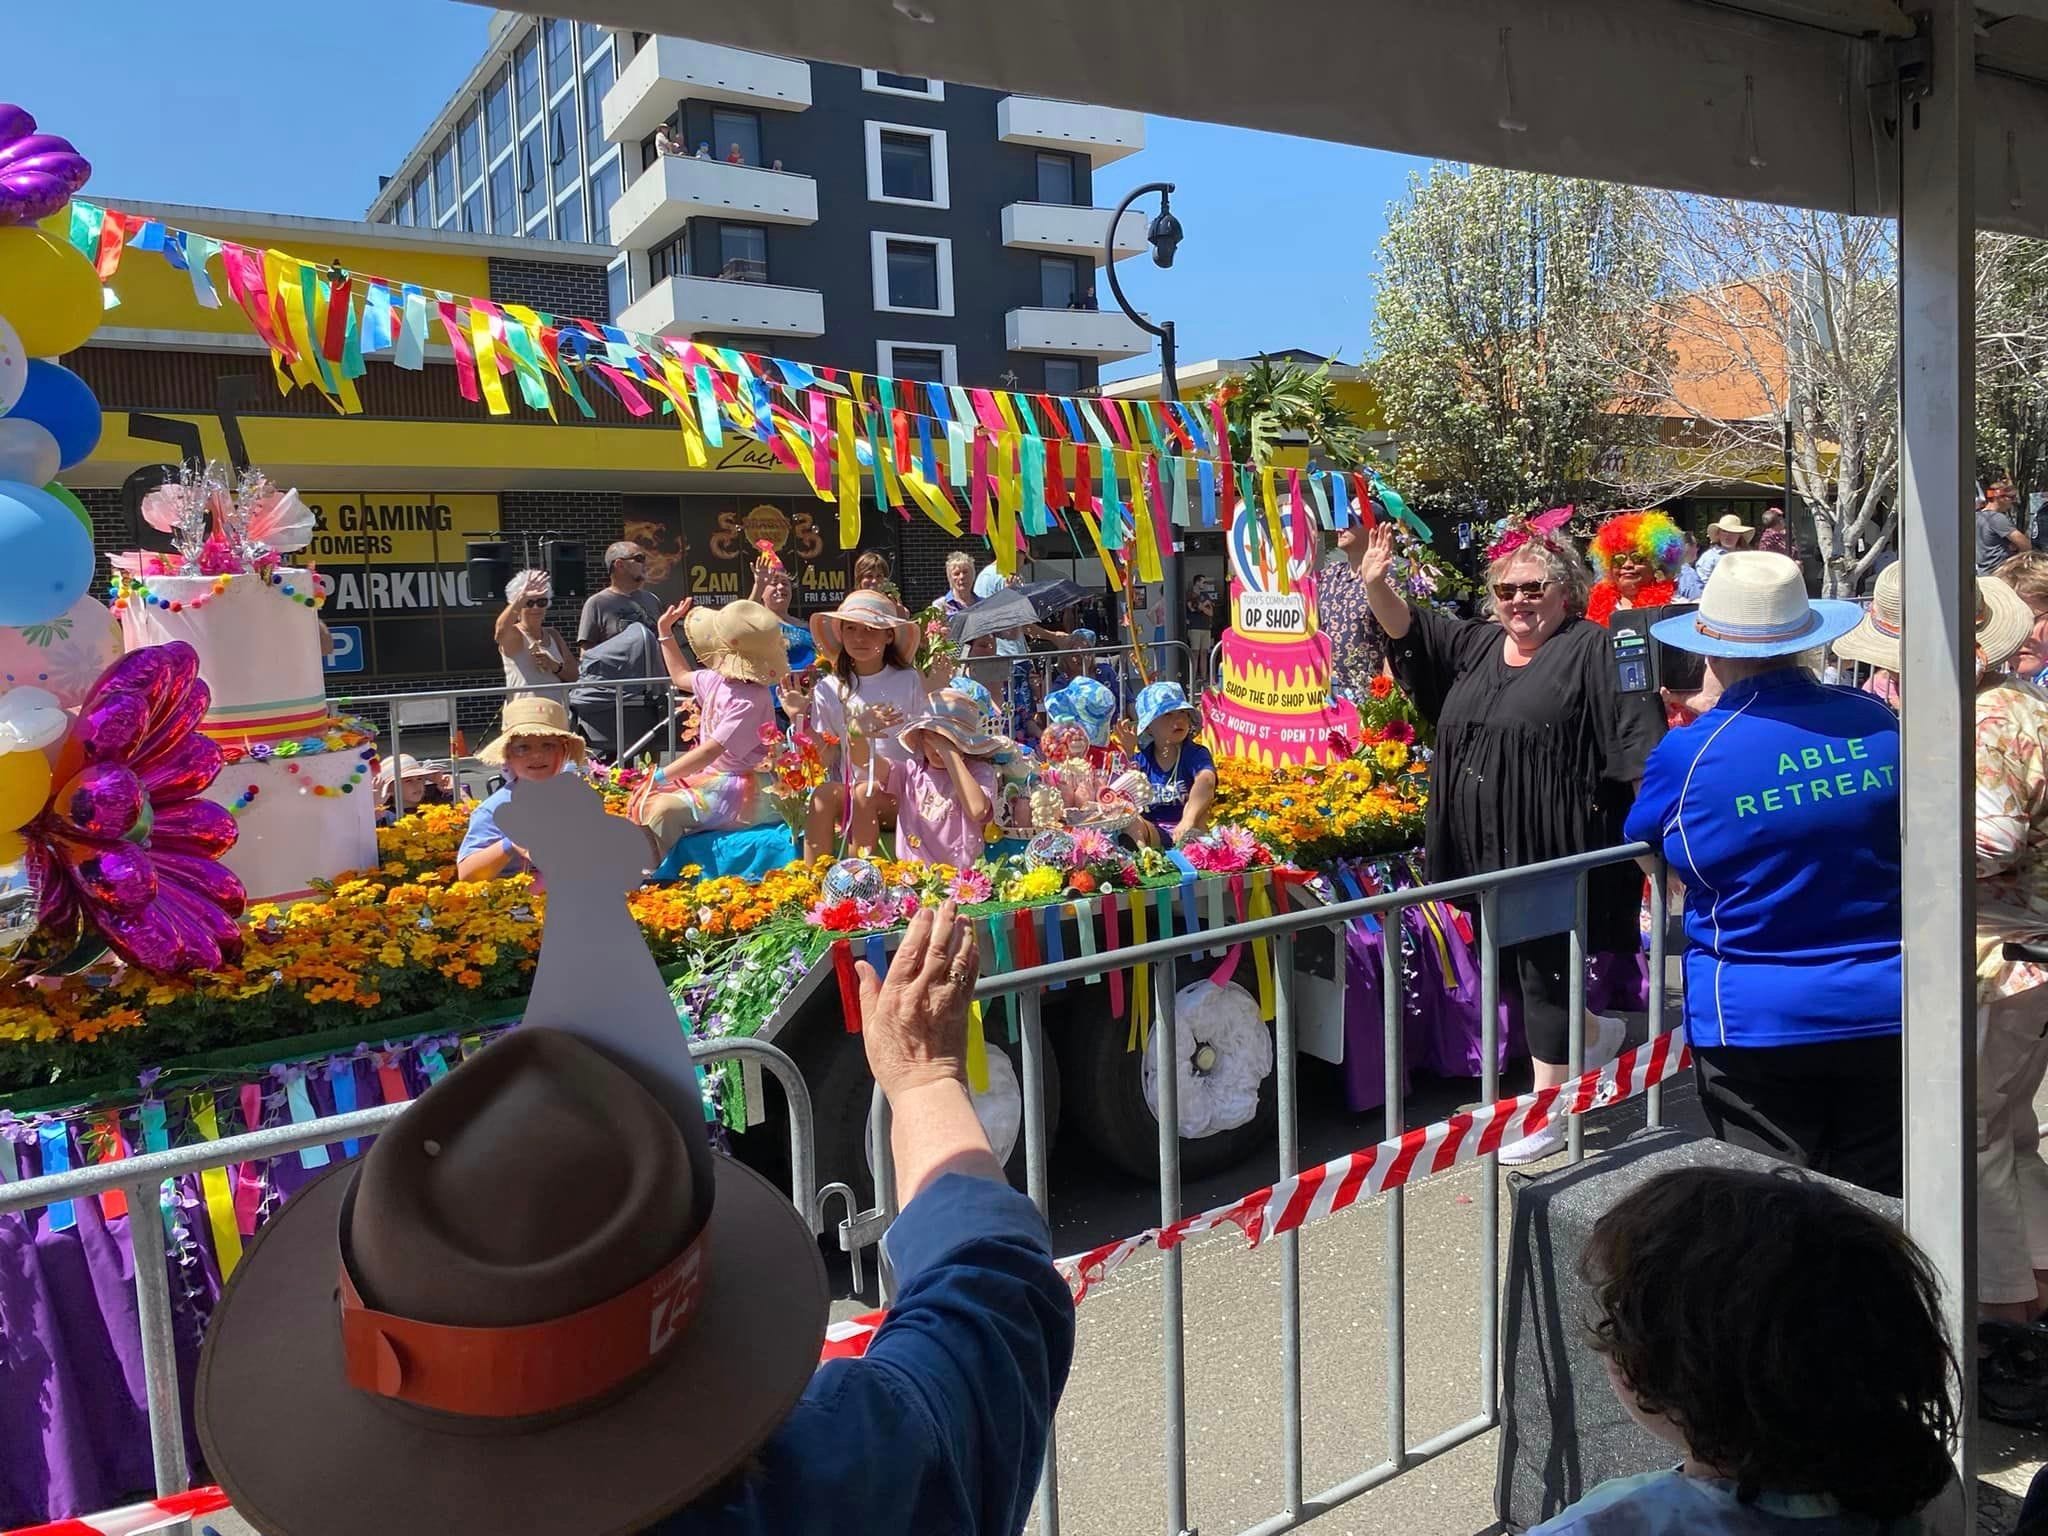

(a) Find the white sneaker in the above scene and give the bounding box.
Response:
[1497,1123,1566,1165]
[1584,1013,1628,1073]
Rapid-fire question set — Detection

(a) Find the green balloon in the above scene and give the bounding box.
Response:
[42,482,91,534]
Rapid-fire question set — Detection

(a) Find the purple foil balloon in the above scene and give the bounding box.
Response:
[28,640,242,975]
[54,762,144,842]
[0,105,92,226]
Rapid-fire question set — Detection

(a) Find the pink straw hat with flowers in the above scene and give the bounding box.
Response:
[810,589,919,669]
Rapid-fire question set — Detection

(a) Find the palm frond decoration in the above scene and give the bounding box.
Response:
[1202,355,1372,470]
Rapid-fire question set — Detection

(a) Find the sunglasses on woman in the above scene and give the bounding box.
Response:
[522,599,548,609]
[1492,579,1555,602]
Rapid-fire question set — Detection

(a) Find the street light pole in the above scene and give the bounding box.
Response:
[1105,181,1184,660]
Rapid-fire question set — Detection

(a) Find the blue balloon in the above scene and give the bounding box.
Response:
[0,479,93,625]
[11,360,100,471]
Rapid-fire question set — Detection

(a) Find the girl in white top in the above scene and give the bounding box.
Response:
[784,589,928,861]
[495,570,577,698]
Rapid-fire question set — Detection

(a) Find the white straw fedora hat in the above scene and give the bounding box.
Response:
[1710,513,1755,537]
[1832,563,2032,674]
[1651,550,1864,658]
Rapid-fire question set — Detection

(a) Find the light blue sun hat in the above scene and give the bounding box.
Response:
[1044,676,1116,747]
[1136,681,1202,742]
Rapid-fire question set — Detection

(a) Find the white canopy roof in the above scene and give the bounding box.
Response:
[516,0,2048,237]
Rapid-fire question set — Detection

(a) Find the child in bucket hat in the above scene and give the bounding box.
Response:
[1124,681,1217,849]
[457,696,588,881]
[632,598,790,853]
[846,688,1008,869]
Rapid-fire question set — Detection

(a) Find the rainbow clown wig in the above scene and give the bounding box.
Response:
[1588,511,1686,581]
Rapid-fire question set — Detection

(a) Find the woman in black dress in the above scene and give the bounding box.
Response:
[1356,521,1664,1162]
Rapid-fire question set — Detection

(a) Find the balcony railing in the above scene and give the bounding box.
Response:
[607,154,818,252]
[601,37,812,147]
[617,273,826,339]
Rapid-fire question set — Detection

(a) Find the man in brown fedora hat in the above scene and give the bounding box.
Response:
[197,892,1074,1536]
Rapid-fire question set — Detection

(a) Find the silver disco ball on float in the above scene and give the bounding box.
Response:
[1025,829,1077,872]
[822,856,884,906]
[0,859,41,979]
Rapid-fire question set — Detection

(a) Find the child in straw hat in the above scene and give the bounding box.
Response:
[456,696,589,881]
[847,689,1007,868]
[632,598,791,853]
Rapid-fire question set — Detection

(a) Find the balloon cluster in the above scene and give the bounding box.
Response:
[0,105,241,978]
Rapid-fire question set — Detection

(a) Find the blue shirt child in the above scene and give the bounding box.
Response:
[1139,739,1216,835]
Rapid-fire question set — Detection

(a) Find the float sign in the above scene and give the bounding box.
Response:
[1202,497,1359,768]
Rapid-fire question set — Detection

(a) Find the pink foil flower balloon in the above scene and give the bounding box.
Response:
[28,642,245,975]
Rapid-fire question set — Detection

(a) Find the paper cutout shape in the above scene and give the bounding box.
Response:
[493,776,703,1137]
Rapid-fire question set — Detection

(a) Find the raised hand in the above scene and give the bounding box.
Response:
[659,598,694,635]
[857,900,980,1098]
[1358,523,1397,588]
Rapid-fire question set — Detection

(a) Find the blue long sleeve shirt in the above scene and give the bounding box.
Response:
[659,1174,1075,1535]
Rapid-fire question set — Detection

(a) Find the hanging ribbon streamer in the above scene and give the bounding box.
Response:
[37,1123,75,1232]
[419,1046,451,1084]
[833,940,862,1033]
[90,1114,128,1220]
[188,1093,244,1277]
[1248,872,1277,1023]
[986,918,1015,1039]
[376,1053,411,1106]
[1074,895,1099,983]
[330,1059,361,1159]
[1103,893,1126,1029]
[1129,891,1151,1051]
[965,999,990,1094]
[835,397,862,549]
[1043,902,1066,989]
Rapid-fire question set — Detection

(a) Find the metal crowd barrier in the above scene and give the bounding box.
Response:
[0,1036,817,1508]
[853,841,1670,1536]
[333,674,679,777]
[2,846,1669,1535]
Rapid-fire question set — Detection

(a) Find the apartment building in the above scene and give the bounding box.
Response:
[366,13,1155,395]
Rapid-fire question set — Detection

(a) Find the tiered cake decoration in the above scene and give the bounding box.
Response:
[110,462,376,904]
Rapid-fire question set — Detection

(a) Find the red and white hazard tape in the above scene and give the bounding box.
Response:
[822,1027,1691,1359]
[6,1487,231,1536]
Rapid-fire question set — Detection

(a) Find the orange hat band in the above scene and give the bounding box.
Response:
[338,1226,708,1419]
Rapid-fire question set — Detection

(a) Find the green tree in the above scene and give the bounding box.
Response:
[1978,232,2048,502]
[1370,165,1667,518]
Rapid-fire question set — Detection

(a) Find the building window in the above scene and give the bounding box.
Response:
[432,142,456,215]
[578,21,607,55]
[880,342,956,385]
[606,257,629,319]
[1035,151,1078,206]
[551,98,582,179]
[556,187,585,244]
[485,67,512,152]
[862,69,943,100]
[396,198,412,227]
[519,130,548,224]
[650,233,686,283]
[583,48,614,143]
[865,121,949,208]
[490,156,517,234]
[411,171,433,227]
[515,37,541,125]
[1044,358,1084,395]
[710,108,762,168]
[544,18,576,89]
[458,112,481,187]
[463,188,485,233]
[1038,255,1087,309]
[716,224,768,282]
[872,232,953,315]
[589,156,621,245]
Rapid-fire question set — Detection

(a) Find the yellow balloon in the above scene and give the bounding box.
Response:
[0,229,102,359]
[0,747,52,831]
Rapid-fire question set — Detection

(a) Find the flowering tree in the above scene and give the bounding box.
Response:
[1613,200,2048,594]
[1370,165,1669,518]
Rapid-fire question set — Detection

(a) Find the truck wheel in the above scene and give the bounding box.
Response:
[1058,992,1277,1184]
[802,1025,1064,1208]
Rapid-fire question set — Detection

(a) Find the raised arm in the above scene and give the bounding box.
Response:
[655,600,699,692]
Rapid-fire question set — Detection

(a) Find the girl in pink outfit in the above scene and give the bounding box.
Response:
[633,599,789,853]
[848,689,1005,869]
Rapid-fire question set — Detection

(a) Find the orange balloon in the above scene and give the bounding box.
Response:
[0,228,102,358]
[0,748,50,831]
[45,728,84,787]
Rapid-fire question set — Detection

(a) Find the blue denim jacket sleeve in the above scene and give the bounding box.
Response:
[665,1173,1076,1536]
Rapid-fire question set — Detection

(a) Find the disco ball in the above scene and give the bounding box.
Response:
[822,856,884,907]
[1025,829,1077,872]
[0,858,43,977]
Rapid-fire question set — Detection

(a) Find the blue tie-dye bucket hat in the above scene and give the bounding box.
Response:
[1044,676,1116,747]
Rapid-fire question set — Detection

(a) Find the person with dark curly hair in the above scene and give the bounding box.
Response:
[1529,1166,1958,1535]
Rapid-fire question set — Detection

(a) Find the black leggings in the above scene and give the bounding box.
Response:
[1506,934,1577,1065]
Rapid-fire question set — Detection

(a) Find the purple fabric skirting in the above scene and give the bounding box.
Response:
[0,1036,474,1525]
[1338,903,1649,1115]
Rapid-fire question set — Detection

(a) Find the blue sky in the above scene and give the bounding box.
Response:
[7,2,1427,378]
